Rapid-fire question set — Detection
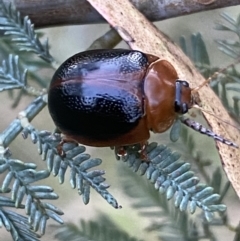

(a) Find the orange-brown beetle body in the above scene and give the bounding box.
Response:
[48,49,192,149]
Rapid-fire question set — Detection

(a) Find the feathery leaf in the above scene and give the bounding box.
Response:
[22,125,121,209]
[0,0,54,62]
[120,142,226,221]
[0,54,27,92]
[0,147,64,237]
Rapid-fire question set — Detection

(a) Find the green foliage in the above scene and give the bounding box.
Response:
[215,12,240,122]
[120,143,226,221]
[215,13,240,56]
[180,21,240,124]
[118,137,232,241]
[0,54,27,92]
[22,125,120,208]
[0,0,53,62]
[0,209,40,241]
[0,148,63,239]
[0,2,239,241]
[119,164,200,241]
[54,217,143,241]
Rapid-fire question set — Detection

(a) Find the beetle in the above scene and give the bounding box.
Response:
[48,49,237,158]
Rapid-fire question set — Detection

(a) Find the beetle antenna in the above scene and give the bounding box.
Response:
[191,58,240,94]
[192,104,240,131]
[180,117,238,148]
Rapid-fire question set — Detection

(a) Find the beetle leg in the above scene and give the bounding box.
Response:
[113,142,150,162]
[137,141,150,162]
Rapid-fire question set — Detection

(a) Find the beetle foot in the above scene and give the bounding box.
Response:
[56,138,78,157]
[114,146,128,160]
[139,142,150,162]
[56,139,67,157]
[113,142,149,162]
[137,142,150,162]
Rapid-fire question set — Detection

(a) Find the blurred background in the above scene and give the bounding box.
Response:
[1,3,240,241]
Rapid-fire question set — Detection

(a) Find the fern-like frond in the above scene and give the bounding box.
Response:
[215,13,240,76]
[215,13,240,36]
[215,12,240,79]
[0,37,50,107]
[214,12,240,121]
[215,12,240,61]
[0,154,64,235]
[0,208,41,241]
[120,158,227,240]
[180,32,240,122]
[22,125,120,209]
[118,161,207,241]
[216,39,240,59]
[0,54,27,91]
[120,142,226,221]
[0,0,54,62]
[179,116,235,232]
[180,33,212,78]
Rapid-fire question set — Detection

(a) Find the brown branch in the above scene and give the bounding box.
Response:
[86,0,240,198]
[5,0,240,28]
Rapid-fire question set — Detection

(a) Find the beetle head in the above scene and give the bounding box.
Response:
[174,80,192,115]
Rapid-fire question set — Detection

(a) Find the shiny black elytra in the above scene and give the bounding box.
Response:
[48,49,238,157]
[48,49,191,148]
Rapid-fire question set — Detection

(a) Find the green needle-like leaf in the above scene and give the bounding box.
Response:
[0,1,54,62]
[0,54,27,92]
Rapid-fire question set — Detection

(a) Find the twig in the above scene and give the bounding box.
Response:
[0,95,47,148]
[8,0,240,28]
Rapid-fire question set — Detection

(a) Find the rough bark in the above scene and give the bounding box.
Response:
[3,0,240,28]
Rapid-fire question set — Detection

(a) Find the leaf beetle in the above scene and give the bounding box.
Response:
[48,49,237,159]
